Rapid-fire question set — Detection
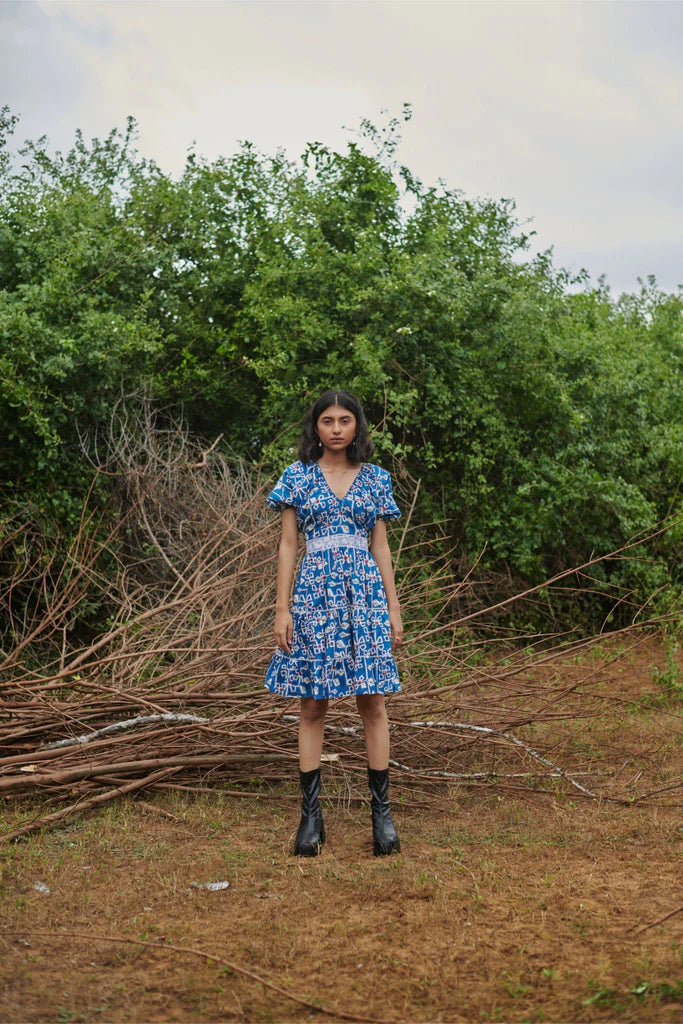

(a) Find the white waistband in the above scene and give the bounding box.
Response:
[306,534,369,554]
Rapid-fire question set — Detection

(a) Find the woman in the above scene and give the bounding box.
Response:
[265,389,404,857]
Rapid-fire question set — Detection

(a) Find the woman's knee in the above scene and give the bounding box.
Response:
[356,694,387,725]
[300,698,328,724]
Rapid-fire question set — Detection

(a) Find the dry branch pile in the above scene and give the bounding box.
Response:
[1,405,680,840]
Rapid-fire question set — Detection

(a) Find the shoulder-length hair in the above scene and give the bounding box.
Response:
[298,389,374,464]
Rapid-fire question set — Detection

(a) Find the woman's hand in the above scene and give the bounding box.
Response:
[274,608,294,654]
[389,605,404,650]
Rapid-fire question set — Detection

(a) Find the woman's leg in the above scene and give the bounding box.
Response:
[295,697,328,856]
[298,697,329,771]
[356,693,400,855]
[356,694,390,769]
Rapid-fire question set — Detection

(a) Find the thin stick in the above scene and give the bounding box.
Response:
[394,477,420,568]
[13,930,395,1024]
[133,799,179,821]
[630,904,683,935]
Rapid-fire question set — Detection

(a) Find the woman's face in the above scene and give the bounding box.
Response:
[316,403,357,455]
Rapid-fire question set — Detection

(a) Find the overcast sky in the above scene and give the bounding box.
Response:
[2,0,682,295]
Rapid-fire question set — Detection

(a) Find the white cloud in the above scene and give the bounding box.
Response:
[1,0,681,293]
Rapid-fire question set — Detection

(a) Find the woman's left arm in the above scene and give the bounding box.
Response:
[370,520,404,649]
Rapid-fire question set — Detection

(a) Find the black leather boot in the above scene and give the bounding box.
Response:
[294,767,325,856]
[368,766,400,856]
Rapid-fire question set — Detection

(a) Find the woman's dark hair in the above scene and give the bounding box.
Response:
[298,389,374,464]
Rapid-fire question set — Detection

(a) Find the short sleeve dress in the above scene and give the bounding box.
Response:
[265,460,402,699]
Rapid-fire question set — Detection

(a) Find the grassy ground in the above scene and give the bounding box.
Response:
[1,641,681,1023]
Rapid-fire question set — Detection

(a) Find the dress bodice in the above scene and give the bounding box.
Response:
[267,460,400,540]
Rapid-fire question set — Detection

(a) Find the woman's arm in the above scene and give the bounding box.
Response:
[369,520,404,649]
[273,506,299,654]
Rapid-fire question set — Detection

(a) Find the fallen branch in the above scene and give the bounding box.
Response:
[12,930,395,1024]
[40,712,208,750]
[1,768,178,841]
[133,798,179,821]
[290,716,607,801]
[629,904,683,935]
[0,753,296,794]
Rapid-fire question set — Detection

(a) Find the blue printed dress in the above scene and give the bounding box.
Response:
[265,460,402,699]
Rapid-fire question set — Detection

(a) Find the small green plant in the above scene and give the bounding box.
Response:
[582,986,621,1009]
[502,972,531,998]
[582,977,682,1010]
[519,1012,545,1024]
[651,632,682,703]
[479,1007,504,1021]
[221,847,248,873]
[651,980,683,1002]
[629,981,650,1001]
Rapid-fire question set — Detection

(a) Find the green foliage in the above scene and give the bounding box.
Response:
[0,104,681,630]
[651,628,682,704]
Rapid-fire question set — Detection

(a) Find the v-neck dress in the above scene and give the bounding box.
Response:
[264,460,402,699]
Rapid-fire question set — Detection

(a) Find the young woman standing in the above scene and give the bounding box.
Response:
[265,389,404,856]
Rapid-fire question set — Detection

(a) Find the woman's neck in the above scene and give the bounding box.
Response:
[317,449,356,470]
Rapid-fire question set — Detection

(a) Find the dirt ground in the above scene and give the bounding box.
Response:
[1,641,681,1024]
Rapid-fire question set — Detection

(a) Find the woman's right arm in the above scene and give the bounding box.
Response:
[273,506,299,654]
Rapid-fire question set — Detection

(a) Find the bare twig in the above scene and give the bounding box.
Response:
[12,930,395,1024]
[629,904,683,935]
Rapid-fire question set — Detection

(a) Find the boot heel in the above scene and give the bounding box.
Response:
[373,834,401,856]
